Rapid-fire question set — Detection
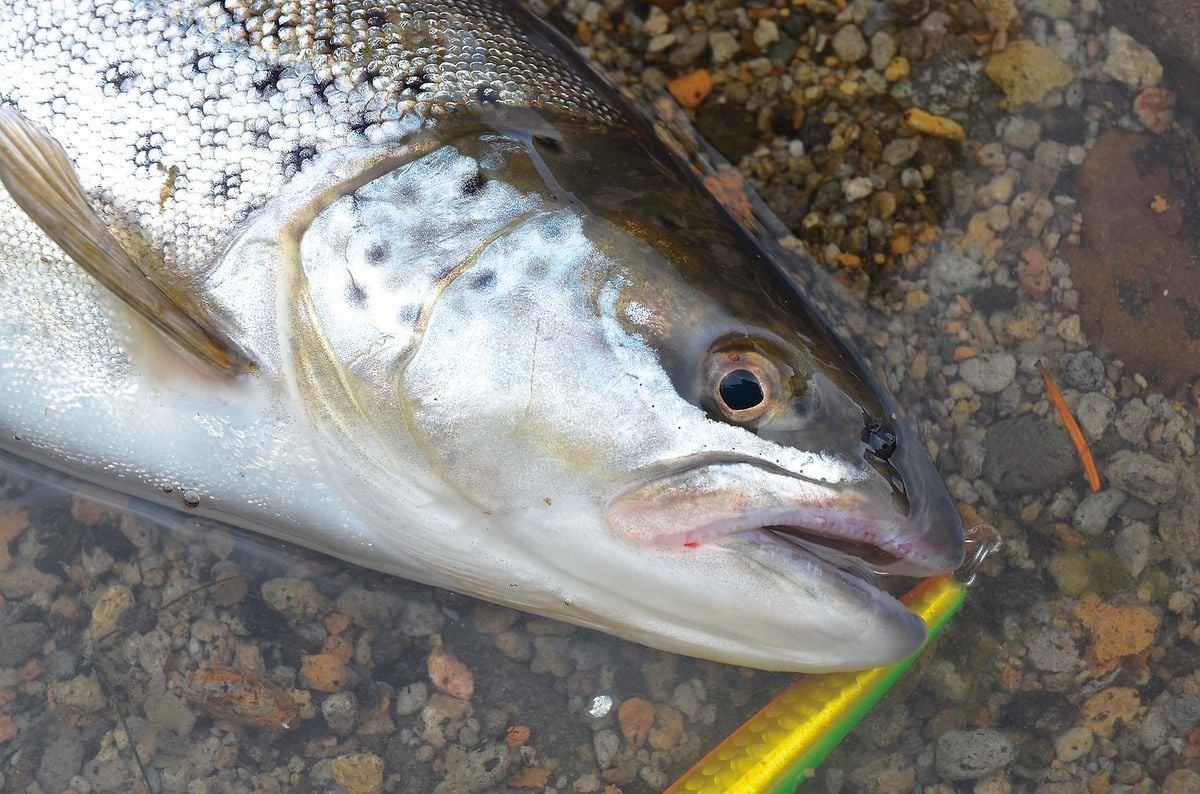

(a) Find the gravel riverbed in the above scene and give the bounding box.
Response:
[3,1,1200,792]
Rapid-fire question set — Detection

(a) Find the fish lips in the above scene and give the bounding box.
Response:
[605,459,964,577]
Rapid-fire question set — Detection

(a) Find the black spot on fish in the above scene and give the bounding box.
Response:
[214,169,242,199]
[187,50,215,77]
[402,72,433,95]
[253,65,287,97]
[365,241,390,266]
[282,145,318,177]
[460,173,488,196]
[349,115,373,136]
[469,270,496,291]
[346,273,367,306]
[132,130,164,168]
[472,84,500,104]
[397,305,420,324]
[542,218,566,241]
[311,74,335,103]
[102,60,137,96]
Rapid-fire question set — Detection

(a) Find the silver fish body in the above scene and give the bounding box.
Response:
[0,1,963,670]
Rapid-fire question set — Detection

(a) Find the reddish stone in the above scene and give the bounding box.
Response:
[1064,132,1200,392]
[1020,246,1053,299]
[1134,87,1176,134]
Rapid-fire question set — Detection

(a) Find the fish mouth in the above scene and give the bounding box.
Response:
[606,457,964,581]
[767,524,902,570]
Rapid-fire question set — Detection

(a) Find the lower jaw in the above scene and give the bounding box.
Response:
[765,527,929,599]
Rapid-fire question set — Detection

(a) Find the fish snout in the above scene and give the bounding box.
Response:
[871,417,965,577]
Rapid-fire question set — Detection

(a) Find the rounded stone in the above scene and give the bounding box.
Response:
[1055,726,1094,762]
[832,25,868,63]
[960,353,1017,394]
[935,729,1014,781]
[983,416,1079,495]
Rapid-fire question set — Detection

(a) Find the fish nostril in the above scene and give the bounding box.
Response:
[862,420,898,461]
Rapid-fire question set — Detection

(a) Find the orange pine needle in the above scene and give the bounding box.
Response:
[1035,360,1101,492]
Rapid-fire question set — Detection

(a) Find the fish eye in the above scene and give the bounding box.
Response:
[719,369,764,411]
[705,345,785,425]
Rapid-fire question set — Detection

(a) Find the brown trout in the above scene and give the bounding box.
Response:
[0,1,962,671]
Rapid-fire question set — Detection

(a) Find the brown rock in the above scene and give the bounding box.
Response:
[427,645,474,700]
[1064,132,1200,392]
[299,654,348,693]
[1019,247,1052,299]
[618,697,655,749]
[186,666,300,731]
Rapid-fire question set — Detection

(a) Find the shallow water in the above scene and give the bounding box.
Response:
[4,1,1200,792]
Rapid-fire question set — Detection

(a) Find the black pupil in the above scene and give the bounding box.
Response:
[862,420,898,460]
[718,369,765,411]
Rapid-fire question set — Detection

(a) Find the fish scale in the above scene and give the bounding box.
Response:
[0,0,615,277]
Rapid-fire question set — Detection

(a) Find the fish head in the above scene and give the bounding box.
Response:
[390,130,963,670]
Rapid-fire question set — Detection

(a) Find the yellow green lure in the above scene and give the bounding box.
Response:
[667,575,967,794]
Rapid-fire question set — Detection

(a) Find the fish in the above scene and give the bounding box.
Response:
[0,0,963,671]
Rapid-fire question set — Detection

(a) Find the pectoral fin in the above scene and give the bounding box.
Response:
[0,106,250,376]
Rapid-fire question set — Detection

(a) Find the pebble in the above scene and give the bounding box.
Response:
[35,729,85,792]
[983,416,1079,495]
[882,138,919,166]
[832,25,868,63]
[670,679,706,722]
[708,31,739,64]
[960,353,1017,394]
[1072,489,1125,535]
[985,41,1073,105]
[395,681,430,716]
[427,645,474,700]
[1106,450,1179,504]
[1115,398,1152,444]
[618,697,655,749]
[927,251,988,297]
[262,577,327,623]
[89,584,134,638]
[0,621,47,667]
[1164,694,1200,734]
[1064,351,1106,392]
[978,173,1016,205]
[1001,117,1042,150]
[1134,87,1176,133]
[1054,726,1093,762]
[322,691,359,734]
[1028,628,1081,673]
[47,674,106,715]
[901,108,965,140]
[1104,27,1163,89]
[1115,520,1152,576]
[531,635,573,677]
[752,19,778,50]
[593,728,620,768]
[299,653,348,693]
[330,753,384,794]
[1075,393,1116,440]
[935,730,1015,781]
[843,176,874,201]
[667,69,713,109]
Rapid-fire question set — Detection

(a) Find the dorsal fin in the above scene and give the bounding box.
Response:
[0,106,250,376]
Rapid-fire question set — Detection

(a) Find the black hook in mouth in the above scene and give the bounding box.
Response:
[862,419,898,461]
